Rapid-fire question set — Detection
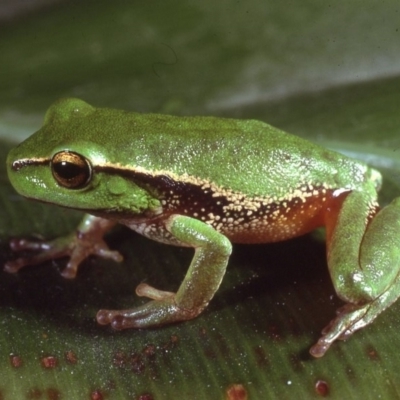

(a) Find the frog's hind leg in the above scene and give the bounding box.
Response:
[310,187,400,357]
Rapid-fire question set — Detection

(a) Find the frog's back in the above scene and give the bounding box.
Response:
[94,109,369,198]
[37,99,370,199]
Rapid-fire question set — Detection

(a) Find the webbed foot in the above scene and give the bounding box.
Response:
[4,215,121,278]
[97,283,202,329]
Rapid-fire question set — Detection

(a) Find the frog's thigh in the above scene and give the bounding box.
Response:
[328,190,400,303]
[311,192,400,357]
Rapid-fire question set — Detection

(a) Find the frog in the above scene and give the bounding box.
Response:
[5,98,400,358]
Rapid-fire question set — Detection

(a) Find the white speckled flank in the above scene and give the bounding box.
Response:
[99,162,362,245]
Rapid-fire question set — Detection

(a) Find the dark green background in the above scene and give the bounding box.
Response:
[1,1,400,399]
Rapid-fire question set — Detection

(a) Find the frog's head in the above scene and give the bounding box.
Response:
[6,98,161,218]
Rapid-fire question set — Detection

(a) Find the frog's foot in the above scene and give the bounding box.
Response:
[309,303,373,357]
[4,233,123,279]
[96,283,203,329]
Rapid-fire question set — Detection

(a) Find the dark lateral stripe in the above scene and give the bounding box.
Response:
[95,164,155,176]
[95,165,188,195]
[12,158,50,171]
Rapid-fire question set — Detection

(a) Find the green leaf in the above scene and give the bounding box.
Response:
[1,1,400,399]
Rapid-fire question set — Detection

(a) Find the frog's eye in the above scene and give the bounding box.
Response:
[51,151,92,189]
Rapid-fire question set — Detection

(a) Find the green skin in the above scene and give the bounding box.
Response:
[5,98,400,358]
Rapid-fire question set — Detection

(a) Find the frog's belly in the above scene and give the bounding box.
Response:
[125,195,328,246]
[203,193,328,244]
[220,211,324,244]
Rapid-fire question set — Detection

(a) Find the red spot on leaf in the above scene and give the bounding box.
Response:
[366,345,380,361]
[315,380,329,397]
[47,388,61,400]
[112,351,127,368]
[143,344,156,358]
[226,384,248,400]
[41,355,58,369]
[65,350,78,364]
[9,354,23,368]
[130,353,145,375]
[137,394,153,400]
[90,390,104,400]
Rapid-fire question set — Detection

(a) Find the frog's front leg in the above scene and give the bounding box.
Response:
[96,214,232,329]
[5,214,122,279]
[310,189,400,358]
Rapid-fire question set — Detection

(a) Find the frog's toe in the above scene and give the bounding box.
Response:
[96,309,115,326]
[96,301,179,329]
[9,238,48,252]
[4,259,26,274]
[310,303,370,357]
[60,264,78,279]
[96,309,147,330]
[96,298,202,330]
[309,338,332,358]
[4,248,65,274]
[92,245,123,263]
[5,236,73,275]
[135,282,175,300]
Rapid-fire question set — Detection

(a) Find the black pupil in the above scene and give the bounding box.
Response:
[53,161,84,180]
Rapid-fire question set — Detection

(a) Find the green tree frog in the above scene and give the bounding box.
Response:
[5,98,400,358]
